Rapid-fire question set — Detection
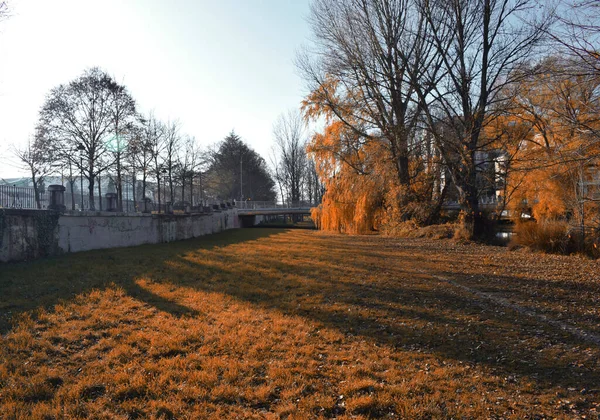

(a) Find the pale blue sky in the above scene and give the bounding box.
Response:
[0,0,312,177]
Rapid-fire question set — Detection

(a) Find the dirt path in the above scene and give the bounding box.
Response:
[424,269,600,347]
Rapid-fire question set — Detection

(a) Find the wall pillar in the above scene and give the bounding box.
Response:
[106,193,118,212]
[47,185,66,212]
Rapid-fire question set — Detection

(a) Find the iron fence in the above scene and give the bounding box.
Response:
[0,185,48,209]
[0,184,318,213]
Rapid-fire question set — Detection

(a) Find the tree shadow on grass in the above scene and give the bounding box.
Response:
[0,228,287,333]
[151,237,600,397]
[2,229,600,403]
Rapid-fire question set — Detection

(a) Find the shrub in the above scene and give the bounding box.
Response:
[511,220,572,254]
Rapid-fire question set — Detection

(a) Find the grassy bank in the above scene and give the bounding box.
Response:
[1,229,599,418]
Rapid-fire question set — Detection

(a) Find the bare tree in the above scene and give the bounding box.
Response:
[552,0,600,76]
[176,135,203,205]
[305,156,325,205]
[273,110,308,206]
[413,0,554,238]
[123,123,144,211]
[268,146,287,206]
[38,68,116,210]
[12,134,54,209]
[147,116,166,211]
[107,78,137,211]
[130,114,160,212]
[299,0,435,192]
[163,120,181,204]
[59,148,79,211]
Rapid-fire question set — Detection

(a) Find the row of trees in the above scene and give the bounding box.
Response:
[3,0,321,214]
[300,0,600,239]
[14,68,280,210]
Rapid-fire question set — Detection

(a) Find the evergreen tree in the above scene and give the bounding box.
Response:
[205,131,276,202]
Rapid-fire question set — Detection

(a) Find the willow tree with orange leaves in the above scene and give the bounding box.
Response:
[304,84,446,233]
[307,120,389,233]
[299,0,445,233]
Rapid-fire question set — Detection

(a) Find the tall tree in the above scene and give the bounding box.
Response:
[175,135,203,205]
[163,120,181,204]
[38,67,116,210]
[106,78,137,211]
[205,132,276,202]
[146,115,166,211]
[129,114,160,212]
[413,0,553,238]
[299,0,434,192]
[507,57,600,227]
[272,110,308,205]
[300,0,454,229]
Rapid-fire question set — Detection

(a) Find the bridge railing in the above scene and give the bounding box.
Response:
[235,200,317,210]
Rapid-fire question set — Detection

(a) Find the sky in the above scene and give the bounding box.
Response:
[0,0,313,179]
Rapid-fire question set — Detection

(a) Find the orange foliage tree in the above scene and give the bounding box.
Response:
[304,84,445,234]
[505,58,600,229]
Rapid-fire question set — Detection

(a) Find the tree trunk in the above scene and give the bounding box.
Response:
[458,182,484,240]
[116,152,123,211]
[69,180,75,211]
[88,171,95,211]
[424,183,448,226]
[142,174,148,212]
[132,173,137,212]
[169,172,174,204]
[157,174,162,212]
[181,179,185,205]
[32,174,41,210]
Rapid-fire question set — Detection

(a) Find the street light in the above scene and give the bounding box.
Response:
[161,167,167,213]
[240,151,245,202]
[67,147,77,210]
[77,143,85,211]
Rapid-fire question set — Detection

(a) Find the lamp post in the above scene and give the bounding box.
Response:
[77,143,85,210]
[240,152,244,202]
[67,148,76,210]
[161,167,167,213]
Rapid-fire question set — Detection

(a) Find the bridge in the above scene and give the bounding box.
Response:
[236,198,506,217]
[235,201,315,227]
[236,201,314,215]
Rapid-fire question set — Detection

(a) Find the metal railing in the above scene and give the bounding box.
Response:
[0,184,319,213]
[234,200,317,210]
[0,185,48,209]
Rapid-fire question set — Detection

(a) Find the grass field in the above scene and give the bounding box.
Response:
[1,228,600,419]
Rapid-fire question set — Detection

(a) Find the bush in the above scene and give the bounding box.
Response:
[511,220,576,255]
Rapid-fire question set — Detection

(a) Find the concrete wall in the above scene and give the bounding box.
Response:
[0,209,61,262]
[0,208,239,263]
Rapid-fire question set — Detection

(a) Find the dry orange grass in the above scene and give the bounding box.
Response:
[1,229,600,418]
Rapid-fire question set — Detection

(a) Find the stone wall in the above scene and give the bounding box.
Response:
[0,208,239,263]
